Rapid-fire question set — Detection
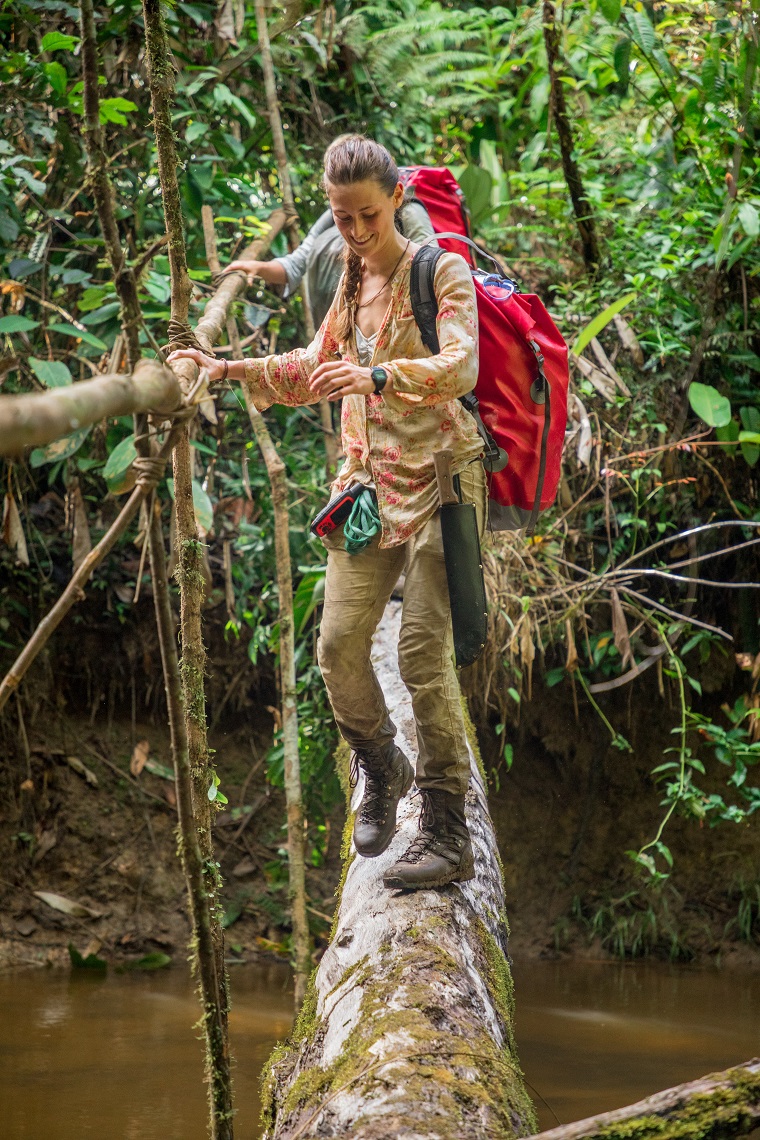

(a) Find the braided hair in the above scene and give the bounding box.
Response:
[323,134,402,342]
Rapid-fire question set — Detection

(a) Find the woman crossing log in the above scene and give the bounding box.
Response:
[169,134,487,892]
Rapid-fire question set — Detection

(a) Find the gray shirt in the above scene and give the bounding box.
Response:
[275,201,436,329]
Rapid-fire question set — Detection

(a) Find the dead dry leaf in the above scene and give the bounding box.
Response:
[65,755,98,787]
[2,492,29,565]
[232,856,256,877]
[519,617,535,701]
[33,826,57,864]
[33,891,104,919]
[610,588,635,670]
[613,313,645,367]
[69,483,92,573]
[130,739,150,777]
[565,618,579,673]
[571,352,616,402]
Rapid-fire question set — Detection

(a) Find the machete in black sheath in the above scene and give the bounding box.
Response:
[433,449,488,668]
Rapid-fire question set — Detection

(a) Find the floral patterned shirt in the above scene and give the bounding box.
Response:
[243,251,483,548]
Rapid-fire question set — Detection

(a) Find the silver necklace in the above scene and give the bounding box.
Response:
[356,239,410,309]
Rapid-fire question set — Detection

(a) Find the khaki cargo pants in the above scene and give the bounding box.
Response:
[317,461,486,797]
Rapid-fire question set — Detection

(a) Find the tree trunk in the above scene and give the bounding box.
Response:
[529,1058,760,1140]
[543,1,601,273]
[0,361,180,454]
[142,0,233,1134]
[260,601,537,1140]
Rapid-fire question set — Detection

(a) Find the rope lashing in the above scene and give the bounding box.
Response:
[133,455,168,492]
[344,487,381,554]
[166,319,206,355]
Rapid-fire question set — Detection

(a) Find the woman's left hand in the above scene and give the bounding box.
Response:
[309,361,374,401]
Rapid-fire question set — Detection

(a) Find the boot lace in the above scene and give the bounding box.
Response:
[397,792,438,864]
[349,750,391,826]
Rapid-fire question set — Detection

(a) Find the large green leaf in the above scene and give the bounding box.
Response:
[0,314,40,333]
[48,322,108,351]
[40,31,79,52]
[573,293,636,355]
[738,202,759,239]
[43,61,68,97]
[457,165,494,226]
[192,481,214,532]
[166,478,215,532]
[625,9,656,55]
[99,97,137,126]
[739,407,760,466]
[613,38,631,90]
[29,357,72,388]
[600,0,621,23]
[688,382,731,428]
[103,434,137,490]
[293,568,327,637]
[30,426,91,466]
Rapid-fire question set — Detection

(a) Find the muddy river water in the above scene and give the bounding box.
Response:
[1,958,758,1138]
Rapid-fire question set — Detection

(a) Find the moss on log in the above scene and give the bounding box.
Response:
[261,601,537,1140]
[529,1059,760,1140]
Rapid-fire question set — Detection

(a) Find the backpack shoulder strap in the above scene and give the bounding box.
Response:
[410,244,444,354]
[410,243,508,477]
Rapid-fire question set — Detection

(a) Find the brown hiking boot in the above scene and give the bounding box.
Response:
[350,741,414,858]
[383,788,475,890]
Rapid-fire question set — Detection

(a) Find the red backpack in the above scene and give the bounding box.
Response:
[400,166,569,533]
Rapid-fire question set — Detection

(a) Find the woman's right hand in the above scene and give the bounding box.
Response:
[167,347,226,381]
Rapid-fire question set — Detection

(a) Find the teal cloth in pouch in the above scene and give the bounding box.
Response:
[343,487,381,554]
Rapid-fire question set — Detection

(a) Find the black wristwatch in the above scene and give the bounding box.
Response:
[370,366,389,395]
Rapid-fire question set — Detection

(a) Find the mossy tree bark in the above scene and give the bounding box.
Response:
[253,0,338,477]
[530,1058,760,1140]
[141,1,233,1135]
[543,1,601,273]
[261,601,537,1140]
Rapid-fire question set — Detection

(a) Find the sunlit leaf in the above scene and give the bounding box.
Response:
[573,293,636,355]
[43,61,68,96]
[457,164,494,226]
[624,9,656,55]
[688,382,731,428]
[99,97,138,126]
[40,31,80,52]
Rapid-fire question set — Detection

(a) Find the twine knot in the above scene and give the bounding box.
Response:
[133,455,168,492]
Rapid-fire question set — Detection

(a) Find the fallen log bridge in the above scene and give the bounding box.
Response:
[530,1058,760,1140]
[262,600,537,1140]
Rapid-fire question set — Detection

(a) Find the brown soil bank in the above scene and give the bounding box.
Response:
[477,666,760,966]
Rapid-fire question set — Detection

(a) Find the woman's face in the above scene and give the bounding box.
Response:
[326,178,404,259]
